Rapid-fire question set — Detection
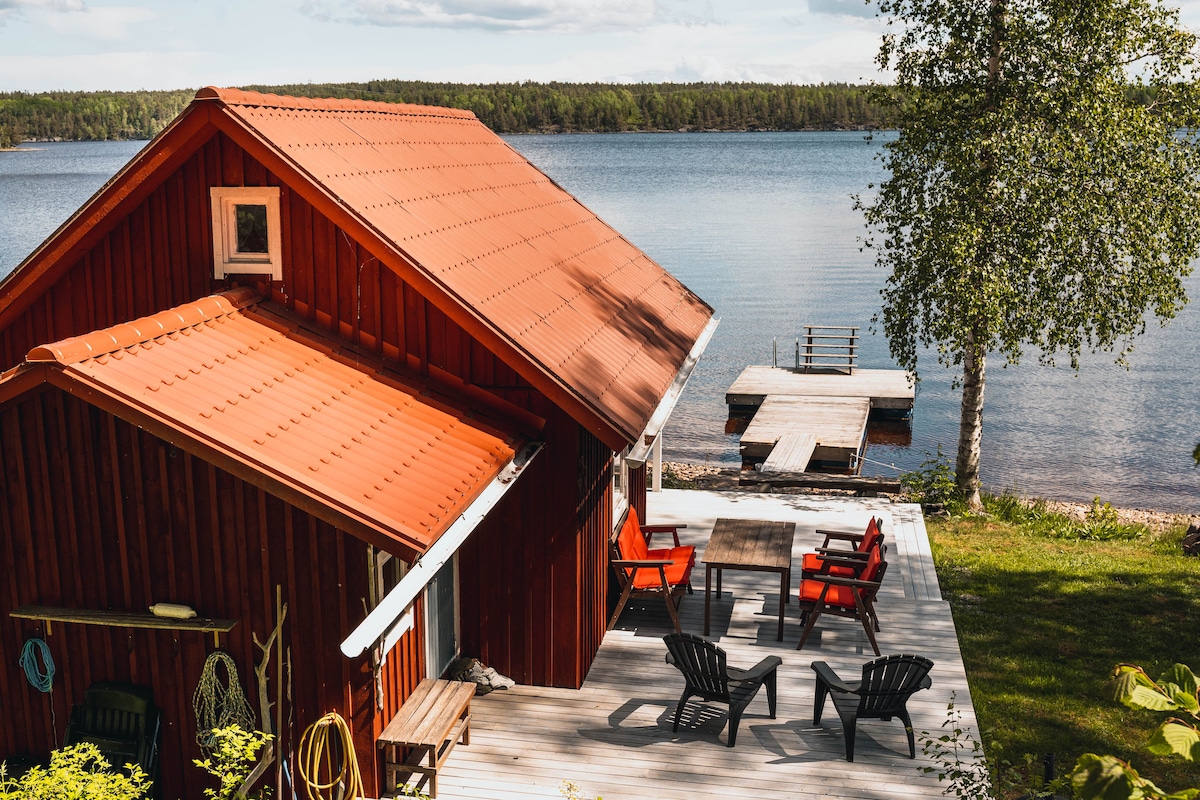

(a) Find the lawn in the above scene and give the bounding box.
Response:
[927,507,1200,796]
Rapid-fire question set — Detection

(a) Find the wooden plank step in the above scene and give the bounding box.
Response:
[741,396,869,459]
[760,431,817,473]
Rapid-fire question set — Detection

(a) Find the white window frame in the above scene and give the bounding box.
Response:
[369,548,411,663]
[612,446,631,526]
[424,553,461,679]
[210,186,282,279]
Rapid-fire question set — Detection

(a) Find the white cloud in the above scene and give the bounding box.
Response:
[0,0,85,25]
[303,0,679,32]
[36,3,156,40]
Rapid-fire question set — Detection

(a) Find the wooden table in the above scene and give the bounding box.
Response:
[703,518,796,641]
[378,678,475,798]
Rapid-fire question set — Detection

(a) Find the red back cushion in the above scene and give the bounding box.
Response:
[862,543,882,582]
[858,517,882,554]
[617,508,649,562]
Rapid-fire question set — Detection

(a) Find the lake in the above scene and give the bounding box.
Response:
[3,136,1197,512]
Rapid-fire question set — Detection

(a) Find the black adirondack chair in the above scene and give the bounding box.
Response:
[811,654,934,761]
[663,632,782,747]
[64,681,161,790]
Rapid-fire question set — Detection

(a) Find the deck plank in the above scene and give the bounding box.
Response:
[426,491,973,800]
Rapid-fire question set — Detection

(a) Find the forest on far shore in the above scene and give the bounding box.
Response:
[0,81,895,147]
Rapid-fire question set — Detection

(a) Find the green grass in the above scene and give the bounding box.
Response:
[928,501,1199,797]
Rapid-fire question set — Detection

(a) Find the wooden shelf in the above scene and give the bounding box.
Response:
[11,605,238,635]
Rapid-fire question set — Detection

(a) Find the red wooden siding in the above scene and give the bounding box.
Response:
[457,403,612,690]
[0,391,419,798]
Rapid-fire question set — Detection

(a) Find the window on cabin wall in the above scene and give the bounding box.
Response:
[612,446,631,524]
[210,187,282,279]
[369,548,411,653]
[425,555,459,679]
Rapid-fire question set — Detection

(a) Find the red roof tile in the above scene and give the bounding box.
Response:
[204,88,714,447]
[17,288,531,556]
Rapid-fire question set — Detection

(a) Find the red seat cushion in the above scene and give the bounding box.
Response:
[616,509,695,588]
[798,578,857,608]
[799,545,881,609]
[629,548,694,588]
[802,518,882,575]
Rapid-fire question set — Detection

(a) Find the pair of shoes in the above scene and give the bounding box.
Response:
[481,666,515,689]
[462,661,494,694]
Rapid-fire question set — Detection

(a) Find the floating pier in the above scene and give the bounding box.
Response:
[726,328,914,473]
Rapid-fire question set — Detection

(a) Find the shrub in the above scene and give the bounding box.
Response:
[193,725,274,800]
[0,742,150,800]
[901,448,966,514]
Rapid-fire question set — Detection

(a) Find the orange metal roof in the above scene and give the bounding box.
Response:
[201,87,714,448]
[4,287,531,557]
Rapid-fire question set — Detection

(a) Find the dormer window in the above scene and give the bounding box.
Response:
[210,187,282,279]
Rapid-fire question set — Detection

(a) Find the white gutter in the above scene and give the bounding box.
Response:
[626,316,720,467]
[340,441,543,658]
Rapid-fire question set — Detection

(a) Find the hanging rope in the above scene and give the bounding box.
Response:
[193,650,255,749]
[297,712,364,800]
[20,638,54,692]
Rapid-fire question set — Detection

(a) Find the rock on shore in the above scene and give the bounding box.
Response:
[659,461,1194,533]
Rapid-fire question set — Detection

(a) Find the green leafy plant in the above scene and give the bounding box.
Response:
[0,742,150,800]
[193,725,274,800]
[919,699,1068,799]
[1073,663,1200,800]
[981,492,1147,541]
[901,448,966,514]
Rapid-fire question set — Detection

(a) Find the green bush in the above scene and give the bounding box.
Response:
[901,448,966,513]
[984,492,1146,541]
[193,725,273,800]
[0,743,150,800]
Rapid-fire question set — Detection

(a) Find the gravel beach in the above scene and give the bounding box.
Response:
[660,461,1195,533]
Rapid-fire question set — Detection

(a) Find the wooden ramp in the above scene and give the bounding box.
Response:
[727,365,914,414]
[741,396,870,470]
[428,491,972,800]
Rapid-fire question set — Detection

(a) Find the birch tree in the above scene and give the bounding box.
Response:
[861,0,1200,509]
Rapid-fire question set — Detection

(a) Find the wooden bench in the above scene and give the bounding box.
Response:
[378,678,475,798]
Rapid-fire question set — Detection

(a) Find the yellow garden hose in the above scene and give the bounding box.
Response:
[297,712,364,800]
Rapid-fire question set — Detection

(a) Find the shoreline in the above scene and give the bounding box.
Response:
[660,461,1195,532]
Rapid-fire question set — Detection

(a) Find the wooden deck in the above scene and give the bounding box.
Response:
[425,490,976,800]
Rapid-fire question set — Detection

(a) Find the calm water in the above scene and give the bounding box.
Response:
[3,136,1198,512]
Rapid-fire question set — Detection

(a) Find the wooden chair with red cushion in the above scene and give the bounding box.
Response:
[795,543,888,656]
[800,516,884,579]
[608,507,695,633]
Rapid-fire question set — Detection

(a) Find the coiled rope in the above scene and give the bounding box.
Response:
[297,712,364,800]
[20,638,54,692]
[192,650,255,748]
[20,637,58,744]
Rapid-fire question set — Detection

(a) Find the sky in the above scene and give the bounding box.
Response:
[0,0,900,92]
[5,0,1200,94]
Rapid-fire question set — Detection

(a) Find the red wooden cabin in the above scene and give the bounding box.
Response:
[0,88,714,797]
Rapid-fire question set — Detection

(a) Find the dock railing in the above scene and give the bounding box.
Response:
[773,325,858,374]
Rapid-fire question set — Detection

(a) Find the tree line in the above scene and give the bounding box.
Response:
[0,90,194,146]
[1,82,897,146]
[245,81,898,133]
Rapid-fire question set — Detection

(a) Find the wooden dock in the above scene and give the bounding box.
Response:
[727,366,915,413]
[741,396,870,470]
[727,366,914,472]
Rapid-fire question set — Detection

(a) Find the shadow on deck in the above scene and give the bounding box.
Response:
[427,490,976,800]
